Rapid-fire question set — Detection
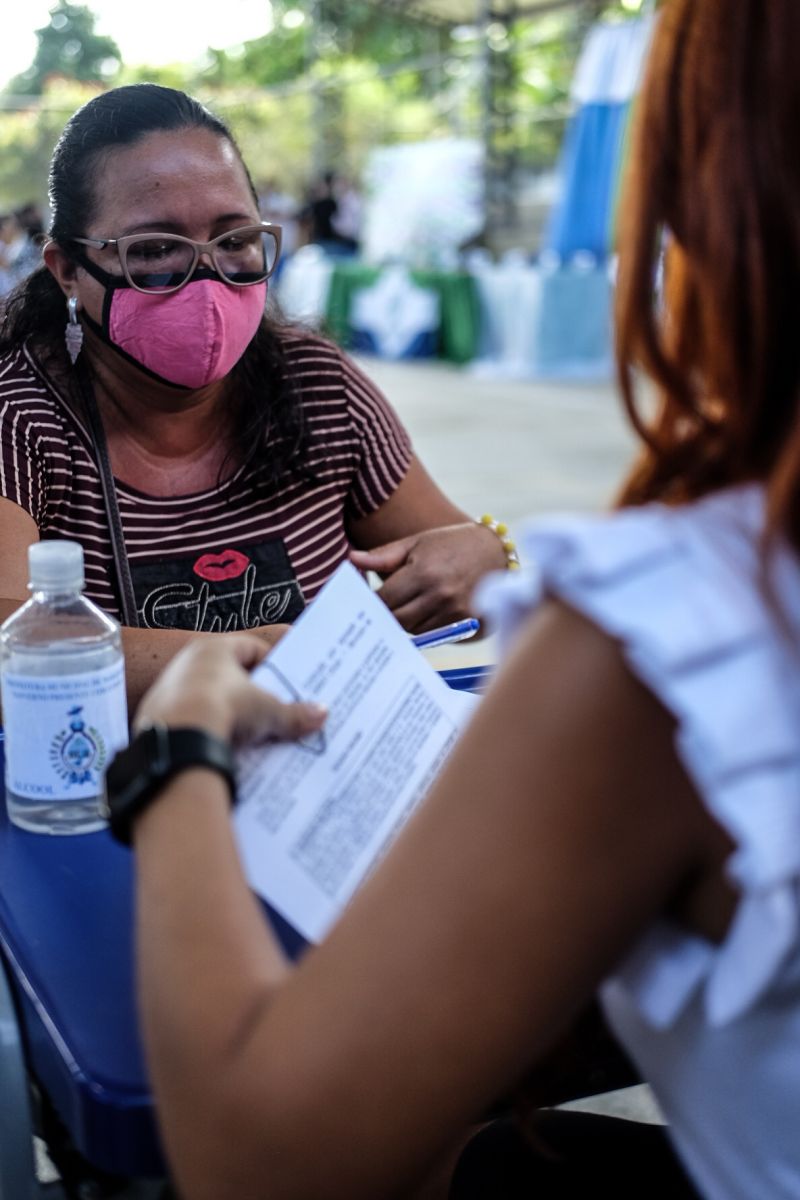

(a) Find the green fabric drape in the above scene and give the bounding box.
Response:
[324,263,481,364]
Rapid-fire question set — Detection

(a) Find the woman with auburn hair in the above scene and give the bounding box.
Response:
[108,2,798,1196]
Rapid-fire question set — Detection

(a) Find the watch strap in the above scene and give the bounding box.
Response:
[104,724,237,846]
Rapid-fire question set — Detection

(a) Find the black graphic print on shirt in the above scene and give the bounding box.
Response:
[131,539,306,632]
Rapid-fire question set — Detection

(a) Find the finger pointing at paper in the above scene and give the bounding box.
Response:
[134,634,327,746]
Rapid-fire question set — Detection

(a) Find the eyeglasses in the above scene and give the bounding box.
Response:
[69,222,282,294]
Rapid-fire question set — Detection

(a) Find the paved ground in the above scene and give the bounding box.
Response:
[354,355,638,528]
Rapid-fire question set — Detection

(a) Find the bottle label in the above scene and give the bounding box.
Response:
[1,660,128,801]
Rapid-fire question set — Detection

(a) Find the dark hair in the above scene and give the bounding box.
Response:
[0,84,306,489]
[615,0,800,549]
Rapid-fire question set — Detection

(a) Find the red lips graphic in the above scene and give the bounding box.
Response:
[193,549,251,582]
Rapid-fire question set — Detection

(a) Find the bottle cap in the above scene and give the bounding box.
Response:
[28,540,85,591]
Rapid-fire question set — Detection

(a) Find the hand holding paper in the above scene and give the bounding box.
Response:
[234,562,477,943]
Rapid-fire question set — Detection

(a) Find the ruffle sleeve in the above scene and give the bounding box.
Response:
[475,488,800,1028]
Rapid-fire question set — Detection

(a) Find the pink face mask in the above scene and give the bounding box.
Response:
[95,278,267,389]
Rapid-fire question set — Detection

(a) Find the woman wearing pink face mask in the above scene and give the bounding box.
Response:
[0,85,508,709]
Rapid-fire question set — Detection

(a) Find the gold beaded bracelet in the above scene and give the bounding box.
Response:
[478,514,521,570]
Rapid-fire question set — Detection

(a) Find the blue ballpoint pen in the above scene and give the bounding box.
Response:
[411,618,480,650]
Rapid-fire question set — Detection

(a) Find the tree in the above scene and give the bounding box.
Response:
[0,79,101,208]
[202,1,441,94]
[6,2,121,96]
[0,0,653,228]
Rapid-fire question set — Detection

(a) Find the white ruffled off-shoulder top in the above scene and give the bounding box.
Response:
[478,484,800,1200]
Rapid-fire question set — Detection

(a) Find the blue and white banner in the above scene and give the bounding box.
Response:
[545,16,655,261]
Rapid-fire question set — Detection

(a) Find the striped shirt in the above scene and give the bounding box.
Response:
[0,332,412,630]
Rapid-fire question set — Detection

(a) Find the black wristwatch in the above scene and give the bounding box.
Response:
[103,723,237,846]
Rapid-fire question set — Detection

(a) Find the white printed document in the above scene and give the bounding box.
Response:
[233,562,477,943]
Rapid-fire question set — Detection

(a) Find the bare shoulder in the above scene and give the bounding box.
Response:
[462,598,736,940]
[512,597,669,742]
[480,597,707,837]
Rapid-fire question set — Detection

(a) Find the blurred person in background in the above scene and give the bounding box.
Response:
[330,174,363,254]
[301,170,359,257]
[13,202,46,276]
[0,213,26,298]
[257,179,300,269]
[0,206,45,299]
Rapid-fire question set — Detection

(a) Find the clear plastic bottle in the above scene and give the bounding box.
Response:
[0,541,128,834]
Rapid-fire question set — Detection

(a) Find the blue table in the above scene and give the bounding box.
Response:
[0,794,163,1178]
[0,794,303,1180]
[0,665,490,1181]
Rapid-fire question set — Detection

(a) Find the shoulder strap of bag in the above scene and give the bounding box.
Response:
[75,363,140,628]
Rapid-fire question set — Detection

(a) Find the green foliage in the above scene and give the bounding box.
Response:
[212,89,316,195]
[202,25,308,90]
[203,1,442,96]
[319,1,442,74]
[6,2,121,96]
[120,62,198,91]
[0,0,652,212]
[0,80,101,209]
[208,68,443,194]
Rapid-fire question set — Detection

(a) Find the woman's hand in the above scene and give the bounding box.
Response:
[252,622,291,650]
[134,634,326,746]
[350,521,508,633]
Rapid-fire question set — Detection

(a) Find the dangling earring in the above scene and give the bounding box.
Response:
[65,295,83,365]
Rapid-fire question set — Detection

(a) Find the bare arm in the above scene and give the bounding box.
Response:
[0,498,285,714]
[348,456,507,631]
[348,455,469,545]
[119,624,285,713]
[133,607,735,1200]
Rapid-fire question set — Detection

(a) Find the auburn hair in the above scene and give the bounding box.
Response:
[616,0,800,546]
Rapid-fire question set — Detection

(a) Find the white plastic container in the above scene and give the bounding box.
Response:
[0,541,128,834]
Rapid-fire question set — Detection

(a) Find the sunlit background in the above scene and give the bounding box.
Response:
[1,1,274,89]
[0,0,654,409]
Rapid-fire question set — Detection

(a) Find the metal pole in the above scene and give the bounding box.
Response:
[480,0,519,245]
[308,0,327,178]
